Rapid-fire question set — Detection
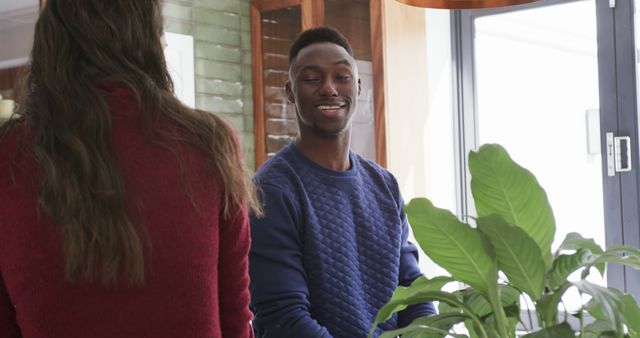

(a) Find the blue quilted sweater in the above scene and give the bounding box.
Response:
[249,143,435,338]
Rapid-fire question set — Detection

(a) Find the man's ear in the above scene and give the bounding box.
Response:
[357,78,362,96]
[285,81,295,104]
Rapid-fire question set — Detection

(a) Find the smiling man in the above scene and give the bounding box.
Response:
[249,26,436,338]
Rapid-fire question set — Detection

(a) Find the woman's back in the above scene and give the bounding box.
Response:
[0,83,253,338]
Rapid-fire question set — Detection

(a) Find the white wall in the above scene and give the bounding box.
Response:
[422,10,456,212]
[382,0,430,201]
[0,24,32,68]
[383,2,455,211]
[0,5,38,69]
[383,1,456,277]
[164,31,196,108]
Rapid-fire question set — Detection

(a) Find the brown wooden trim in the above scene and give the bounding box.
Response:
[301,0,324,29]
[251,4,267,168]
[370,0,387,167]
[312,0,324,27]
[252,0,302,12]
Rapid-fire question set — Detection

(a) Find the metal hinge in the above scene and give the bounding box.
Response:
[610,0,616,8]
[607,132,632,176]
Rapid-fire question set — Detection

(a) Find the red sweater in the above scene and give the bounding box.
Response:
[0,84,253,338]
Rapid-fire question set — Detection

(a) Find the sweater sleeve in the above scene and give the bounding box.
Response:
[249,184,332,338]
[218,206,254,337]
[0,271,21,338]
[397,197,437,327]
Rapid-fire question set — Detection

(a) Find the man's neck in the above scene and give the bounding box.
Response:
[294,131,351,171]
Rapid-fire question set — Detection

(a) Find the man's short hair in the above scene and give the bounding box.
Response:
[288,26,354,67]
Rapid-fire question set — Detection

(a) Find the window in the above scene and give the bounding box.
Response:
[452,0,640,301]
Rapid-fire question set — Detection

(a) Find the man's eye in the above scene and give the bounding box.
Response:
[303,78,320,83]
[336,75,351,81]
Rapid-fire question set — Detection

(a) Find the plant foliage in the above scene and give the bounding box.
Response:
[369,144,640,338]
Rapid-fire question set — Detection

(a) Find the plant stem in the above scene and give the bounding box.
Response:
[488,287,512,338]
[578,303,585,338]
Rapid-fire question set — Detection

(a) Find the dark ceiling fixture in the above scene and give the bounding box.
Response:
[395,0,539,9]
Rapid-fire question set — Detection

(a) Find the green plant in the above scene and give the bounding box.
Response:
[369,144,640,338]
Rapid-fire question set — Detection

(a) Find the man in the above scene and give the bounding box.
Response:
[249,26,435,338]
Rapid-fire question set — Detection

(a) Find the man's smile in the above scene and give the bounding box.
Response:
[315,103,346,117]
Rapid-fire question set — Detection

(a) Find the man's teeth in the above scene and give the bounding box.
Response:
[318,105,342,110]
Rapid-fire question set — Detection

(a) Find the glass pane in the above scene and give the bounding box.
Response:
[474,0,604,308]
[325,0,376,161]
[0,0,38,120]
[262,6,301,160]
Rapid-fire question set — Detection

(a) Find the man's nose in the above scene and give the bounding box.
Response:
[319,79,338,96]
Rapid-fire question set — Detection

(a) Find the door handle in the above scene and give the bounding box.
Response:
[607,132,632,176]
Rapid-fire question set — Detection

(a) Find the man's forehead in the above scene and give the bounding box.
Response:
[290,42,357,73]
[295,42,354,63]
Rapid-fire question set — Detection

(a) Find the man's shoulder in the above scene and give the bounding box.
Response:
[353,153,397,184]
[253,147,300,189]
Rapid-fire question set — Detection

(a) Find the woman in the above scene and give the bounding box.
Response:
[0,1,259,337]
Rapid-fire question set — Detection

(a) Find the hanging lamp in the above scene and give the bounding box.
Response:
[395,0,539,9]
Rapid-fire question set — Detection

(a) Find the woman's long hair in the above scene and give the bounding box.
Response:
[5,0,260,286]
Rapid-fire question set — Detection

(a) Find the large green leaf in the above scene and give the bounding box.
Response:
[400,313,470,338]
[461,285,520,318]
[520,323,575,338]
[439,292,463,314]
[582,320,618,338]
[379,321,469,338]
[547,249,591,290]
[556,232,605,274]
[620,294,640,336]
[405,198,512,337]
[585,285,640,337]
[405,198,498,296]
[372,276,454,325]
[575,280,627,337]
[468,144,555,268]
[477,215,545,299]
[557,232,604,255]
[590,252,640,270]
[584,245,640,277]
[368,289,490,338]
